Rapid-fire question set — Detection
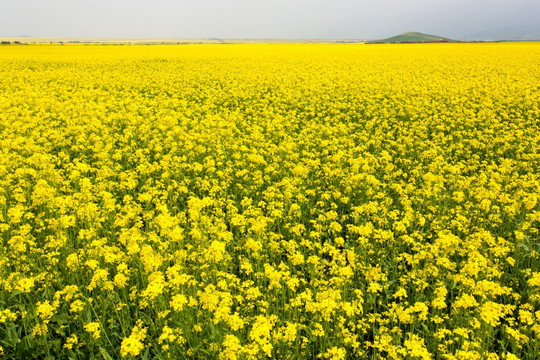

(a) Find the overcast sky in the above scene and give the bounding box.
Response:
[1,0,539,40]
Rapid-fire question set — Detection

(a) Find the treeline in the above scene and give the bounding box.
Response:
[0,41,26,45]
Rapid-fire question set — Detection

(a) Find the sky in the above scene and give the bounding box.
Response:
[1,0,539,40]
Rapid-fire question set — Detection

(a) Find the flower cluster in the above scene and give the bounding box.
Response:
[0,42,539,359]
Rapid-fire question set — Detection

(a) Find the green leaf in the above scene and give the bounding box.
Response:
[16,335,36,358]
[22,334,36,350]
[99,346,114,360]
[10,290,23,298]
[142,347,150,360]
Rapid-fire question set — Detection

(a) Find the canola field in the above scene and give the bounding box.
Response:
[0,43,540,360]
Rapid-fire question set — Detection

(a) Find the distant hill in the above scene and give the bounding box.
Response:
[368,32,455,44]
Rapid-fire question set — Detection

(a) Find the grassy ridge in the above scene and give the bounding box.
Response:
[369,32,455,43]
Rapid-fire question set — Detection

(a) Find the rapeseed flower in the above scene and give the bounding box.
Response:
[1,42,539,359]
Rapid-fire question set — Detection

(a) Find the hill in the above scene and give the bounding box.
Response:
[368,32,455,44]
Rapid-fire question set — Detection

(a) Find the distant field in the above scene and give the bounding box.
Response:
[0,37,230,44]
[0,43,539,359]
[0,37,364,44]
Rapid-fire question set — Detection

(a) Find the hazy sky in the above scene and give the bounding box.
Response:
[1,0,539,39]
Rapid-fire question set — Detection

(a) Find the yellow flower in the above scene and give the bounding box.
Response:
[221,334,242,360]
[2,41,540,360]
[15,278,34,293]
[64,334,78,349]
[84,322,101,339]
[527,272,540,287]
[394,287,408,300]
[170,294,188,312]
[480,302,515,327]
[36,300,55,321]
[69,300,85,313]
[121,320,147,357]
[453,294,478,309]
[321,347,346,360]
[158,325,176,346]
[141,271,166,301]
[32,323,49,336]
[281,322,299,343]
[0,309,17,323]
[404,334,432,360]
